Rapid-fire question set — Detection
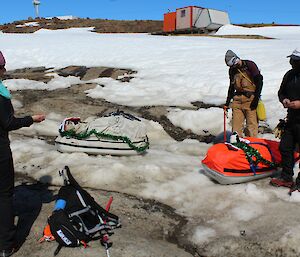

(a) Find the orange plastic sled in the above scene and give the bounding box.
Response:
[201,137,282,184]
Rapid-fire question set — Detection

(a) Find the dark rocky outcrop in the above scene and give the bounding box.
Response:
[3,67,54,83]
[4,66,136,83]
[0,18,163,34]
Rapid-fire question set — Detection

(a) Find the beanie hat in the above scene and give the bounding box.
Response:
[287,49,300,61]
[0,51,6,66]
[225,50,240,67]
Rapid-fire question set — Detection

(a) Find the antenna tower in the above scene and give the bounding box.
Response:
[33,0,40,18]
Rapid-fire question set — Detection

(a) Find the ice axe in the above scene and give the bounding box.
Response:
[223,106,228,142]
[99,196,114,257]
[104,196,113,257]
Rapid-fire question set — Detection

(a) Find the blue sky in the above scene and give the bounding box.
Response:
[1,0,299,25]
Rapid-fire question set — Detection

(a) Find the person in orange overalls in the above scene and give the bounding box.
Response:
[224,50,263,138]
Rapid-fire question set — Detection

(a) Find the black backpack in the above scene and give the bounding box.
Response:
[48,166,120,256]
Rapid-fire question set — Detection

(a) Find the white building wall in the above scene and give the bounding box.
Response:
[176,6,230,31]
[209,9,230,24]
[192,7,204,27]
[194,9,210,28]
[176,7,191,30]
[195,8,230,30]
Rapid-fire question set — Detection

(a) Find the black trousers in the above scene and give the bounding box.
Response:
[0,150,15,250]
[279,123,300,181]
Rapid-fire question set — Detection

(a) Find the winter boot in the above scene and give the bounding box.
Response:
[270,177,294,188]
[289,175,300,195]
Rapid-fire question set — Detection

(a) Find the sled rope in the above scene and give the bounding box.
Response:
[59,129,149,153]
[232,141,278,171]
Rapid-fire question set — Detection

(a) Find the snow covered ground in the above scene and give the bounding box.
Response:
[2,25,299,129]
[2,24,300,254]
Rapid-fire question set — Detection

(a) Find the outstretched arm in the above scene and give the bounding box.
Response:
[0,97,45,131]
[0,97,33,131]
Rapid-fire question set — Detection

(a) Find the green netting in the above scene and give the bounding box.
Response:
[232,141,278,169]
[60,129,149,153]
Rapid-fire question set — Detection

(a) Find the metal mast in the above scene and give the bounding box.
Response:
[33,0,40,18]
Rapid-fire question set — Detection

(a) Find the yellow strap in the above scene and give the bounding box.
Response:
[237,69,255,86]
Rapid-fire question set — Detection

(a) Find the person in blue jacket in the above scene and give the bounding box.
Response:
[0,51,45,257]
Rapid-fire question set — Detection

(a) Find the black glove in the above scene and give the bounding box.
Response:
[225,100,231,107]
[250,97,259,110]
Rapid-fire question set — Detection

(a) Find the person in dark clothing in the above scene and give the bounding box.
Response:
[224,50,263,137]
[270,49,300,188]
[0,51,45,257]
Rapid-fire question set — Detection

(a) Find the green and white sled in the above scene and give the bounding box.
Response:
[55,111,149,156]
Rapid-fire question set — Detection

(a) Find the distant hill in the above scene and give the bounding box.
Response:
[1,18,298,35]
[235,23,300,27]
[0,17,163,33]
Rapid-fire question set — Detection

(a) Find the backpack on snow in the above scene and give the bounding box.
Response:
[45,166,120,256]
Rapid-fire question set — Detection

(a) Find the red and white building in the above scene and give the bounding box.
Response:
[163,6,230,32]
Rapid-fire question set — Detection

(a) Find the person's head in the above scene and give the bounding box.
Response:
[0,51,6,78]
[225,50,242,68]
[287,49,300,71]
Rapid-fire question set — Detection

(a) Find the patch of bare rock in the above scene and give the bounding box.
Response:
[6,65,216,143]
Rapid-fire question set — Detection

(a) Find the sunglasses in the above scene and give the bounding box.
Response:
[227,57,240,67]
